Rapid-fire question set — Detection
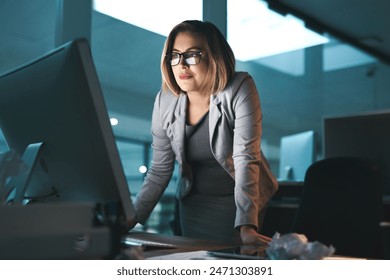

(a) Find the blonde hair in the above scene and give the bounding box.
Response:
[161,20,235,96]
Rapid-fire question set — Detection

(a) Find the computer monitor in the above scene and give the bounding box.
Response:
[324,110,390,195]
[278,130,315,181]
[0,38,135,226]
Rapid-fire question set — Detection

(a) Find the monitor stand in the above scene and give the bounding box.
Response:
[279,165,294,181]
[0,202,116,259]
[0,143,120,259]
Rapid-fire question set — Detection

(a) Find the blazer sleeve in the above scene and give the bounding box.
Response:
[232,75,268,229]
[133,91,175,224]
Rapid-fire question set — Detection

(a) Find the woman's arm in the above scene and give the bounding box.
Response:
[232,75,263,230]
[132,91,176,225]
[232,76,276,245]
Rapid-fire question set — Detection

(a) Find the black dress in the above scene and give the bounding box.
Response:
[179,112,240,243]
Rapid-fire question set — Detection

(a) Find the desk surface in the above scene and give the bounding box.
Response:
[121,231,364,260]
[123,231,240,259]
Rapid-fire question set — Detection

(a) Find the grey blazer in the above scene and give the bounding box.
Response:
[134,71,278,229]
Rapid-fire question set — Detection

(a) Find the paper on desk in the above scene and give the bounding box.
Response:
[147,250,219,260]
[323,256,367,260]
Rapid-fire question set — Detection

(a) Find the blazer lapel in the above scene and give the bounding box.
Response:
[171,94,222,165]
[171,93,187,164]
[209,94,222,144]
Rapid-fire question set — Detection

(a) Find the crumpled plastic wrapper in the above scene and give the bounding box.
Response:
[266,232,335,260]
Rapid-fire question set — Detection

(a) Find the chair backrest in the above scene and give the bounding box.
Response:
[292,156,385,259]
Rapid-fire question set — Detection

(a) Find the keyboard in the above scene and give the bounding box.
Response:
[121,236,177,249]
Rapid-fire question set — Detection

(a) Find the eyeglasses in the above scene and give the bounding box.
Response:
[167,51,203,66]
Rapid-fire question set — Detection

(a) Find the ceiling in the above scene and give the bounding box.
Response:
[265,0,390,65]
[1,0,390,160]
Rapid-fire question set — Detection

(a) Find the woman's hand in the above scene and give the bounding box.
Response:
[239,225,272,256]
[240,225,272,246]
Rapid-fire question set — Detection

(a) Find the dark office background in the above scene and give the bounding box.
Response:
[1,0,390,234]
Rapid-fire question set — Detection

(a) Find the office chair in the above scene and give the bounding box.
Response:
[292,157,385,259]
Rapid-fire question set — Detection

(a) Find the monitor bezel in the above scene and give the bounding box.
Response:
[0,38,135,226]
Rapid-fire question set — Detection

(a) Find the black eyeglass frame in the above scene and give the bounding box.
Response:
[167,51,203,66]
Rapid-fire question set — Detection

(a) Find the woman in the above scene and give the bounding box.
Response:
[130,20,278,245]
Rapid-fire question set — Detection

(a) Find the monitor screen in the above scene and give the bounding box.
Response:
[278,130,315,181]
[0,38,135,225]
[324,111,390,195]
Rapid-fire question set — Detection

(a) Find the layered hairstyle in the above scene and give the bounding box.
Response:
[161,20,236,96]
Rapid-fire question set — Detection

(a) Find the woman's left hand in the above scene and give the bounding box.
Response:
[240,225,272,246]
[239,226,272,256]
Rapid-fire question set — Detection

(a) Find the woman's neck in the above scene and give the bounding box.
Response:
[186,92,210,125]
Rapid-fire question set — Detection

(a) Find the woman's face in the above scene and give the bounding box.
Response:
[170,32,208,95]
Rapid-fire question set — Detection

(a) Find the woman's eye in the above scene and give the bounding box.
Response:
[171,53,180,59]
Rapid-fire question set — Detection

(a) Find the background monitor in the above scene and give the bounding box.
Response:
[278,130,315,181]
[0,38,135,225]
[324,111,390,195]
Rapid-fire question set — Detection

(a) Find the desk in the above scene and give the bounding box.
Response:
[123,230,240,259]
[121,231,365,260]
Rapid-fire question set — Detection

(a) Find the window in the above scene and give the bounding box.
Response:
[227,0,328,62]
[93,0,203,35]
